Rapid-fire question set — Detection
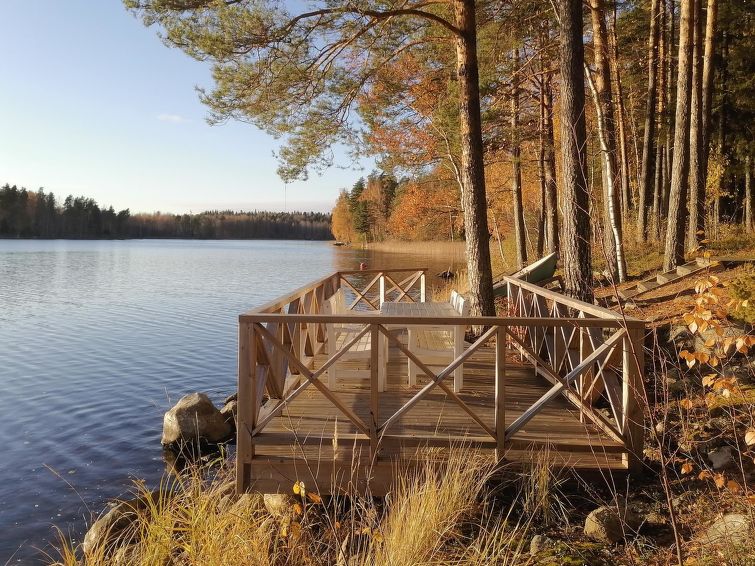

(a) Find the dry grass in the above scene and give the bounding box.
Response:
[49,451,529,566]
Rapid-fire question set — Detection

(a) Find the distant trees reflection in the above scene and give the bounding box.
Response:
[0,184,332,240]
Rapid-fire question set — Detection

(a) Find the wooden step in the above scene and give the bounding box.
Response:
[695,256,713,267]
[656,272,674,284]
[637,280,660,292]
[676,264,695,276]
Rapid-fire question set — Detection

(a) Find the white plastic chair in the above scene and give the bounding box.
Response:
[323,289,384,391]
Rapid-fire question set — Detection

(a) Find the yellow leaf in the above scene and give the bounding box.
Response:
[709,356,719,367]
[704,337,716,348]
[293,503,303,516]
[702,374,717,388]
[293,481,306,496]
[680,398,694,410]
[681,461,694,474]
[698,470,713,481]
[727,480,743,494]
[697,352,710,364]
[714,473,726,488]
[745,428,755,447]
[307,492,322,504]
[372,531,384,543]
[689,321,699,334]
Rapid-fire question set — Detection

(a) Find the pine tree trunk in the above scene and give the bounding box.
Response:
[652,142,664,239]
[453,0,495,316]
[511,47,527,270]
[701,0,718,175]
[537,74,547,258]
[663,0,676,219]
[558,0,592,301]
[746,155,753,231]
[638,0,660,242]
[589,0,626,282]
[544,76,559,255]
[663,0,694,271]
[608,5,632,218]
[687,0,705,249]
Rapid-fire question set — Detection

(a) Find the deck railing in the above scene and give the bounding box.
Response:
[236,269,644,493]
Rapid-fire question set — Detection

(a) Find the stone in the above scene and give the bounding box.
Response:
[707,446,734,470]
[529,534,556,555]
[161,392,232,447]
[82,492,158,554]
[583,505,642,544]
[263,493,293,519]
[670,322,746,357]
[220,399,237,430]
[702,513,751,547]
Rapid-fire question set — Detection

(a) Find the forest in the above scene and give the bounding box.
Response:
[126,0,753,316]
[0,184,332,240]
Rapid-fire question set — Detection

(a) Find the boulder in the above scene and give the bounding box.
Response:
[670,322,746,357]
[82,492,158,555]
[220,399,238,431]
[702,513,751,547]
[707,446,735,470]
[161,392,232,447]
[584,505,642,544]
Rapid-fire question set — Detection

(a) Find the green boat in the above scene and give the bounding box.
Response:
[492,252,558,298]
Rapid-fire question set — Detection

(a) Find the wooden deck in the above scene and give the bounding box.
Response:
[236,268,645,496]
[246,340,627,495]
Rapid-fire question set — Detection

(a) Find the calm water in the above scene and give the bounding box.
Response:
[0,239,464,563]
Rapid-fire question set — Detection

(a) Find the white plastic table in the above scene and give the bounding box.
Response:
[380,301,465,391]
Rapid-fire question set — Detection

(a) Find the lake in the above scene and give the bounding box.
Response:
[0,239,465,563]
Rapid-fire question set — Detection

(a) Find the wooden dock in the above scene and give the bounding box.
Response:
[236,269,645,495]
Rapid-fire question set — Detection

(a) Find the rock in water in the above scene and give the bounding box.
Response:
[584,505,642,543]
[82,492,158,554]
[220,399,238,431]
[161,392,232,447]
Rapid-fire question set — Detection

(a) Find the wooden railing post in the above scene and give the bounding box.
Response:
[370,324,380,461]
[379,274,385,306]
[623,326,644,472]
[236,321,257,494]
[495,325,506,463]
[420,271,426,302]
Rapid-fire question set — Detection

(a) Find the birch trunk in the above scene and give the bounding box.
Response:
[589,0,626,282]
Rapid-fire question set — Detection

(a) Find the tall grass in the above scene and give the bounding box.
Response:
[49,451,529,566]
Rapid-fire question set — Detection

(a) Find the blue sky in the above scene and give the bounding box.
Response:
[0,1,371,213]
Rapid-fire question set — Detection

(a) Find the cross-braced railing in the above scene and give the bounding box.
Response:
[236,269,645,494]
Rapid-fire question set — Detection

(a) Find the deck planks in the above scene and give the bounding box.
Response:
[245,341,628,495]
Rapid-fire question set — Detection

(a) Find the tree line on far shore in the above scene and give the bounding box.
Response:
[0,184,333,240]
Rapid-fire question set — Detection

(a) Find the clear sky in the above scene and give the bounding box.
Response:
[0,1,371,214]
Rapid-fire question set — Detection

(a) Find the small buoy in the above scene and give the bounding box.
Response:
[359,262,367,271]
